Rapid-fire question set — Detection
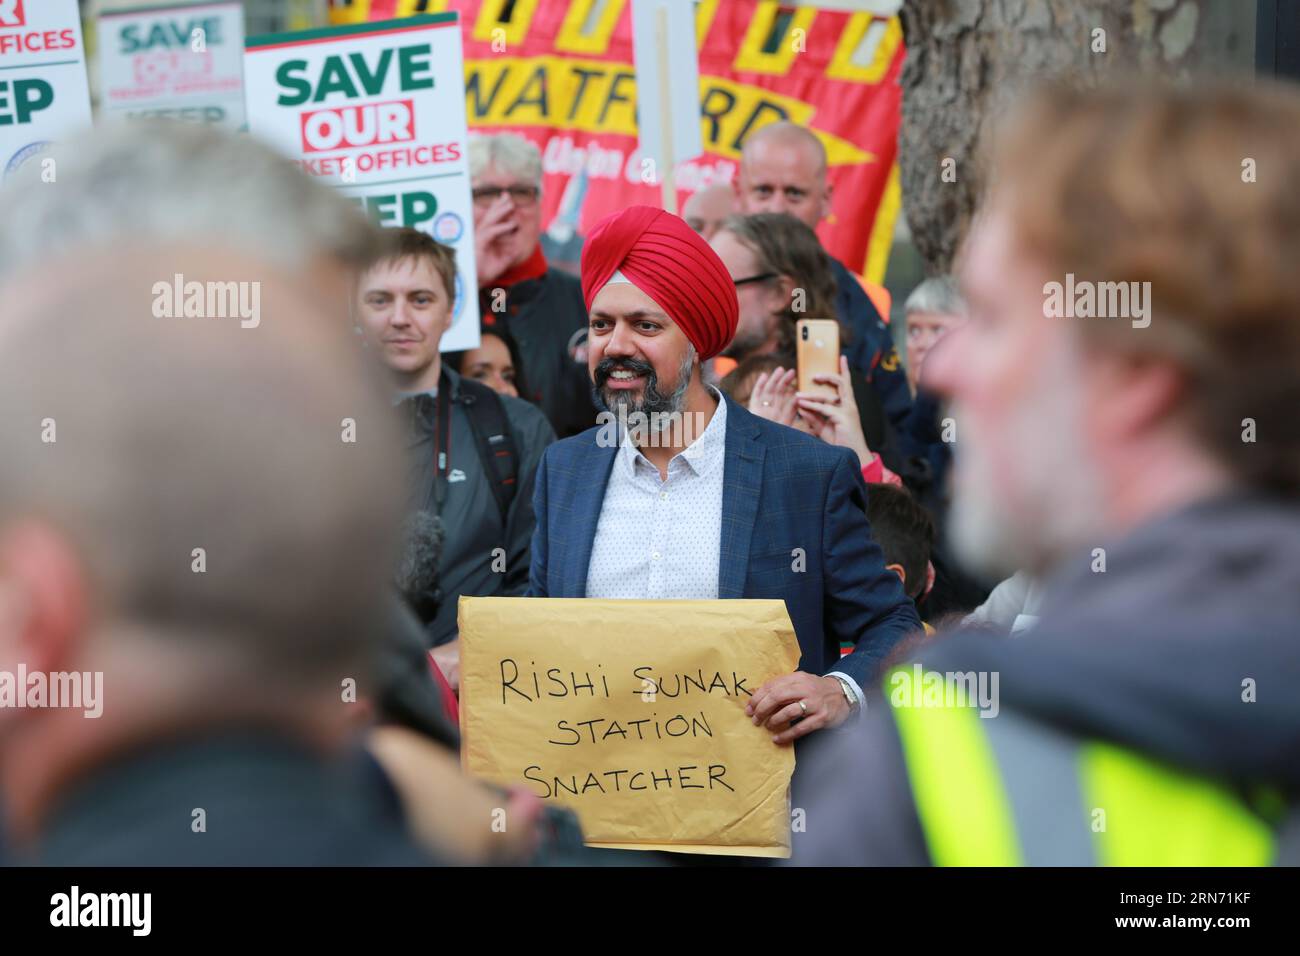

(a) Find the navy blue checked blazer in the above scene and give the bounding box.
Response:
[527,395,922,688]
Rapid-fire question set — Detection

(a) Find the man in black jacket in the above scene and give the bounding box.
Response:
[471,133,596,438]
[354,228,555,689]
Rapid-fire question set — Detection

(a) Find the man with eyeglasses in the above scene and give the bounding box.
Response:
[710,212,899,482]
[471,133,596,438]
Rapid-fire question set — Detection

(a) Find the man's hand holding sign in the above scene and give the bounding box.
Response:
[748,670,858,745]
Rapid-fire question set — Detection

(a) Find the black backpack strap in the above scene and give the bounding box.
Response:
[457,378,519,525]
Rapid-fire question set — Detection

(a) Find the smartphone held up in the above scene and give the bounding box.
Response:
[796,318,840,400]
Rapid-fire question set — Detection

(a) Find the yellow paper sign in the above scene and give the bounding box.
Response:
[459,596,801,857]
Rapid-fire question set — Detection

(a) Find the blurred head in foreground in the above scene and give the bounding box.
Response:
[0,121,418,856]
[0,119,379,307]
[926,81,1300,580]
[0,246,406,850]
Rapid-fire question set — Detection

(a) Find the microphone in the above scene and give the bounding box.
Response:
[396,509,444,620]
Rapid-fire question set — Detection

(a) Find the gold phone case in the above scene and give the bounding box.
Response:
[796,319,841,399]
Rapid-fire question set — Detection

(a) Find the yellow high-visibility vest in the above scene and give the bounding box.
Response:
[890,667,1282,866]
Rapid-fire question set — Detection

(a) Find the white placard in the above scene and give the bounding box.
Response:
[0,0,92,181]
[630,0,703,169]
[244,13,479,350]
[98,1,247,130]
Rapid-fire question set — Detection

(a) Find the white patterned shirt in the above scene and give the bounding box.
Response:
[586,391,727,599]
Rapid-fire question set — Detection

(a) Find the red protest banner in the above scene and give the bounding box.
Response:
[328,0,902,282]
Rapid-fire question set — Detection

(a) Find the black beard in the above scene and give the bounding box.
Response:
[591,356,683,418]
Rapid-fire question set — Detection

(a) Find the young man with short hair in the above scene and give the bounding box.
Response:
[355,228,555,689]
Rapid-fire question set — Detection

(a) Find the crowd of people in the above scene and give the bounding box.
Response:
[0,76,1296,866]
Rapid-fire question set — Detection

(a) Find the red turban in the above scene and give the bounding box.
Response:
[580,205,739,361]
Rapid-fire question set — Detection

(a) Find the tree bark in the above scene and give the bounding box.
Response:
[897,0,1255,274]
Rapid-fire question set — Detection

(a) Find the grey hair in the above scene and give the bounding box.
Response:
[0,120,380,283]
[467,132,543,189]
[904,276,966,318]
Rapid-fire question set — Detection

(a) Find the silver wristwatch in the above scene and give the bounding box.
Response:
[831,675,861,713]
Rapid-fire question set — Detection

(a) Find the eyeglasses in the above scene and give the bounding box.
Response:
[733,272,777,287]
[472,185,540,206]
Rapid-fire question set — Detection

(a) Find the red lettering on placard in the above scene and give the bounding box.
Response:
[294,143,463,179]
[299,99,414,154]
[0,1,27,30]
[133,50,214,87]
[0,29,77,56]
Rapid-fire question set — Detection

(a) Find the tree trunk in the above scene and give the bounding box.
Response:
[897,0,1255,274]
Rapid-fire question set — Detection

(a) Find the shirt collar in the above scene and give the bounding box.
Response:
[393,364,459,405]
[618,387,727,479]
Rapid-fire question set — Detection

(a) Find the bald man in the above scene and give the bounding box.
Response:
[528,206,920,754]
[0,246,438,865]
[682,183,736,241]
[736,122,912,432]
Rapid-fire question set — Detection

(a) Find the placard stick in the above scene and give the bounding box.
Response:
[656,4,677,214]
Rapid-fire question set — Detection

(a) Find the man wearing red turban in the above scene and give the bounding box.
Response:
[580,204,740,363]
[528,205,919,761]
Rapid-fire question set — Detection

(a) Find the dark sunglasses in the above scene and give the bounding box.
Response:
[733,272,778,287]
